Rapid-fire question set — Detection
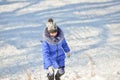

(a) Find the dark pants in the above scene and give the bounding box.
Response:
[47,67,65,80]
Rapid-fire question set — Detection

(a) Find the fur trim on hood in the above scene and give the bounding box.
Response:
[43,27,64,45]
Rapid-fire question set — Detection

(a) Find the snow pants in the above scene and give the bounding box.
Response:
[47,67,65,80]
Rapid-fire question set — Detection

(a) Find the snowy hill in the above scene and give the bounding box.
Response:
[0,0,120,80]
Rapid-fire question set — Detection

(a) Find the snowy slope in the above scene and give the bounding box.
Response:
[0,0,120,80]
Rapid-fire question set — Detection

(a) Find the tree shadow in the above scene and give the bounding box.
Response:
[0,0,26,5]
[0,0,120,77]
[0,47,42,77]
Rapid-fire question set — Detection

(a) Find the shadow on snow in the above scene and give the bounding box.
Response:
[0,0,120,76]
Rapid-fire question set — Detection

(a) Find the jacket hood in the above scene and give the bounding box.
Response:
[43,27,64,45]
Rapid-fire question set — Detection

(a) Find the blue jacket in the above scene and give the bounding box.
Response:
[42,27,70,69]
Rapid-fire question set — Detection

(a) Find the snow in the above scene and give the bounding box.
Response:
[0,0,120,80]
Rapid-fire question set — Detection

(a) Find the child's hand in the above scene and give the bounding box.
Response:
[67,52,71,58]
[48,66,54,74]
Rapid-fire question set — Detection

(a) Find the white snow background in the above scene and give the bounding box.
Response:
[0,0,120,80]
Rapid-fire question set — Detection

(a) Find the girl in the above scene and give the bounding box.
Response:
[42,18,70,80]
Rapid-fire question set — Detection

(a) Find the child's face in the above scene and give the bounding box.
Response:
[49,32,57,37]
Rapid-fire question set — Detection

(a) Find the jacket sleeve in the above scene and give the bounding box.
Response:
[42,41,52,69]
[62,38,70,53]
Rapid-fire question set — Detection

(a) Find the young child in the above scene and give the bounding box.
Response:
[42,18,71,80]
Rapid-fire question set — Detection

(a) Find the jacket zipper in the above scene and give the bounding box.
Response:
[56,44,58,60]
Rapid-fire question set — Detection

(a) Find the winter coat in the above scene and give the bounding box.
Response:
[42,27,70,69]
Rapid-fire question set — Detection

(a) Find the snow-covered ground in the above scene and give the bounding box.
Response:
[0,0,120,80]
